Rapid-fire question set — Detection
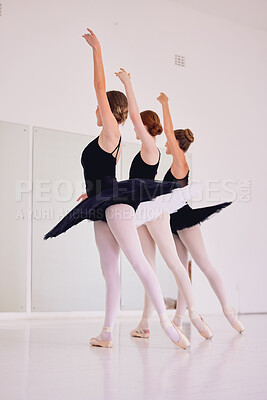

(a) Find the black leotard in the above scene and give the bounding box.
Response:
[129,150,160,180]
[81,136,121,197]
[163,168,189,188]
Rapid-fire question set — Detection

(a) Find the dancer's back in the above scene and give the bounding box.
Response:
[81,135,121,197]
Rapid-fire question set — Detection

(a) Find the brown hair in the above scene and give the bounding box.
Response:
[106,91,128,124]
[174,129,194,152]
[140,110,163,137]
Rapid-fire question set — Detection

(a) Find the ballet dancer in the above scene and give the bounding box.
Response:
[158,92,244,333]
[44,29,196,349]
[129,91,244,335]
[116,68,213,340]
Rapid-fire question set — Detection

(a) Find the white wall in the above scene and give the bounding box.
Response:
[0,0,266,313]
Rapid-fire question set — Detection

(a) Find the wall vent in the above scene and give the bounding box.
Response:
[0,4,2,17]
[174,54,185,67]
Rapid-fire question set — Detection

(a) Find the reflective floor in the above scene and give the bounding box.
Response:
[0,314,266,400]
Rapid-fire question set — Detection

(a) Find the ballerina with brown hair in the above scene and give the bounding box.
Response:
[130,91,244,337]
[116,68,213,341]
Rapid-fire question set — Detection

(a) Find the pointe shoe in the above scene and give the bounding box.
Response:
[161,318,190,349]
[130,328,150,338]
[223,306,245,333]
[198,315,213,340]
[89,327,113,348]
[130,317,150,338]
[191,314,213,340]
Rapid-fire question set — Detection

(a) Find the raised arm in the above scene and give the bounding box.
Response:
[157,93,188,173]
[116,68,157,155]
[83,29,119,141]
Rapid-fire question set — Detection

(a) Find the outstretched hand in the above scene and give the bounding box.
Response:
[82,28,100,49]
[77,193,88,202]
[157,92,169,104]
[115,68,131,85]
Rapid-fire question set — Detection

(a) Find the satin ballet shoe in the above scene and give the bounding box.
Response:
[191,314,213,340]
[130,317,150,338]
[130,328,150,338]
[223,306,245,333]
[89,327,113,348]
[89,337,113,348]
[160,318,190,349]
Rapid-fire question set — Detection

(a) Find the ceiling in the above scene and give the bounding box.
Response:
[171,0,267,32]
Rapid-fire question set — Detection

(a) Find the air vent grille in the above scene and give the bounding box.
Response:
[175,54,185,67]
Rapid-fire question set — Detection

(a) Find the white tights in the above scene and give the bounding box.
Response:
[136,213,205,332]
[173,224,230,326]
[137,222,231,329]
[94,220,121,329]
[94,204,180,342]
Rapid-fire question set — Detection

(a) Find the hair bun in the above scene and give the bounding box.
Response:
[106,90,128,125]
[185,129,194,143]
[140,110,163,137]
[114,105,128,124]
[150,124,163,136]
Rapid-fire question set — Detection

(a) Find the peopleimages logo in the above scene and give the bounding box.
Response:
[14,178,252,221]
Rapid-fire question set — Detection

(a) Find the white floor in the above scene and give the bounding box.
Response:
[0,314,266,400]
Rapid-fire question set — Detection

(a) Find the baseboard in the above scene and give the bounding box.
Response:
[0,310,264,321]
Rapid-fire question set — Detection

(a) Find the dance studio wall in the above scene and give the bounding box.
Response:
[0,0,266,314]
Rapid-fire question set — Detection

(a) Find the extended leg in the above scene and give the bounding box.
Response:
[146,213,213,339]
[105,204,190,348]
[130,225,156,338]
[90,220,121,347]
[179,225,244,333]
[172,234,189,329]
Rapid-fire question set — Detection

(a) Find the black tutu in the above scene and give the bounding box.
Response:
[170,202,232,234]
[44,178,197,240]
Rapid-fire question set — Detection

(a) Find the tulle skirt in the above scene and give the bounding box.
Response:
[44,178,201,240]
[170,202,232,234]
